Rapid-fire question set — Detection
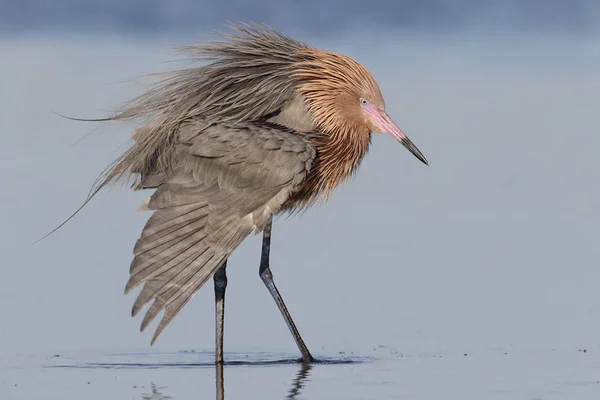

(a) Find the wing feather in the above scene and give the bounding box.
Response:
[127,119,316,343]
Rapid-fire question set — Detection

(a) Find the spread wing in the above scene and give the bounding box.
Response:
[127,118,316,344]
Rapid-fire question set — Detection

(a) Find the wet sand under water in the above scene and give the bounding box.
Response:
[1,346,599,400]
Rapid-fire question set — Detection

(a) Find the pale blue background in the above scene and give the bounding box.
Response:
[1,1,600,399]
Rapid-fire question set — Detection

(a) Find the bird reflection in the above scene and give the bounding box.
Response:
[285,363,312,399]
[216,362,224,400]
[139,362,312,400]
[215,362,312,400]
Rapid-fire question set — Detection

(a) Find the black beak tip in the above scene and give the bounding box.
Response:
[402,138,429,166]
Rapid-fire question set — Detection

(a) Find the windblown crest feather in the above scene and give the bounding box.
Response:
[45,25,316,233]
[37,25,300,242]
[40,24,386,240]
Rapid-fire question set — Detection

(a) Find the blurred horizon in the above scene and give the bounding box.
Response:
[3,0,600,40]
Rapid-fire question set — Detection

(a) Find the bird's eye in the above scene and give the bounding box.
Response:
[360,98,368,106]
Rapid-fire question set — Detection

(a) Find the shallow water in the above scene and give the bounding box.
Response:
[2,345,599,399]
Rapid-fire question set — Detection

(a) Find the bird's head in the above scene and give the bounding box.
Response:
[294,50,428,165]
[359,96,428,165]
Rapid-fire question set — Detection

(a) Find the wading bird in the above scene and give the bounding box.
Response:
[57,24,428,364]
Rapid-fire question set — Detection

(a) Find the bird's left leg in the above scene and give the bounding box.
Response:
[259,219,314,363]
[213,260,228,364]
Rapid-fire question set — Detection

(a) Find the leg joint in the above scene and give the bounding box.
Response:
[259,266,273,282]
[214,263,228,292]
[214,276,228,290]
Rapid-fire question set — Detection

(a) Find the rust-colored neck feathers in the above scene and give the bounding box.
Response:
[283,49,385,211]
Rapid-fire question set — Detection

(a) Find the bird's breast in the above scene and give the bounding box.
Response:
[282,129,371,212]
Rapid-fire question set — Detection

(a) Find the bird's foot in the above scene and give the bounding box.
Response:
[295,356,315,364]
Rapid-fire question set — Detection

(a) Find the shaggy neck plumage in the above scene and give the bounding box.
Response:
[282,50,382,211]
[282,118,372,212]
[312,124,372,190]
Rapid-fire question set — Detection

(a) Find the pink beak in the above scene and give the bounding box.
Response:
[369,107,428,165]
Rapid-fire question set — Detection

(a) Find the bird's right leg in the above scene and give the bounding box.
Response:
[259,219,314,363]
[213,260,228,365]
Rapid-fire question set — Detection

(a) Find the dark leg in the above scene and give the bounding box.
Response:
[259,219,314,363]
[213,261,228,364]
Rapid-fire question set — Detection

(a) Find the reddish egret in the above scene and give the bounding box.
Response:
[56,24,428,364]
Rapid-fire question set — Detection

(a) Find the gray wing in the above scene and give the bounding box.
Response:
[127,119,316,344]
